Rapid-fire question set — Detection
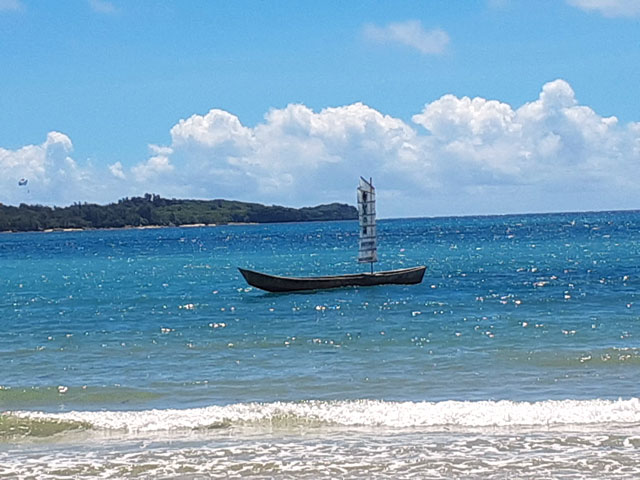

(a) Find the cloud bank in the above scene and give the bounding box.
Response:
[2,79,639,217]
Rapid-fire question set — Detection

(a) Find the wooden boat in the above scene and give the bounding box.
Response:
[238,265,426,293]
[239,177,426,292]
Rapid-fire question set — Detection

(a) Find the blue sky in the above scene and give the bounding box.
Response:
[1,0,639,217]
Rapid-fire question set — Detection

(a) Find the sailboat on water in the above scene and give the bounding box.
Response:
[238,177,426,292]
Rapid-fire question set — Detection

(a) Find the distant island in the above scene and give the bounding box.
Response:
[0,194,357,232]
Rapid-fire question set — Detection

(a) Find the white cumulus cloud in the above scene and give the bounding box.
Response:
[1,132,88,205]
[131,145,175,182]
[109,161,125,179]
[140,102,419,206]
[0,132,134,206]
[567,0,640,17]
[363,20,450,55]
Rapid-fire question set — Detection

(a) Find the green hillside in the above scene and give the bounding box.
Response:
[0,194,358,232]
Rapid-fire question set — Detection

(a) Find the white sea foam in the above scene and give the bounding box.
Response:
[8,397,640,433]
[3,426,640,479]
[4,399,640,479]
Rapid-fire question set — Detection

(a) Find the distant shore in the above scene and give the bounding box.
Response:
[0,221,268,234]
[0,194,357,233]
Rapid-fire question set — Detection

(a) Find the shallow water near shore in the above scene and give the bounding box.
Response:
[2,212,640,478]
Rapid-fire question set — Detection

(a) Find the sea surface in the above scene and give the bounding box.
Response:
[1,212,640,478]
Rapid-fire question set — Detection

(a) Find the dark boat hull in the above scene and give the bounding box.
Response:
[238,266,426,293]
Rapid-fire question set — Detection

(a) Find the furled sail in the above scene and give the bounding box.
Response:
[357,177,377,264]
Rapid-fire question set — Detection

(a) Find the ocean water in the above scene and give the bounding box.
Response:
[1,212,640,478]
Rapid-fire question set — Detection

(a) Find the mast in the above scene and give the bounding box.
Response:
[357,176,377,273]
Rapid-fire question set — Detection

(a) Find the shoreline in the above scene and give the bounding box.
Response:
[2,207,639,235]
[0,220,356,234]
[0,223,228,234]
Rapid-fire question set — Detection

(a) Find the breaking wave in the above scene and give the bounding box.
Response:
[5,397,640,437]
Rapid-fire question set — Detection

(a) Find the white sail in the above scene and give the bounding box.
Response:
[357,177,377,264]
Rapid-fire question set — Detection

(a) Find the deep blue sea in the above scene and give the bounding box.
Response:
[1,212,640,478]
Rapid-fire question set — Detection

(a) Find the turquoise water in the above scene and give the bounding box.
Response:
[2,213,640,478]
